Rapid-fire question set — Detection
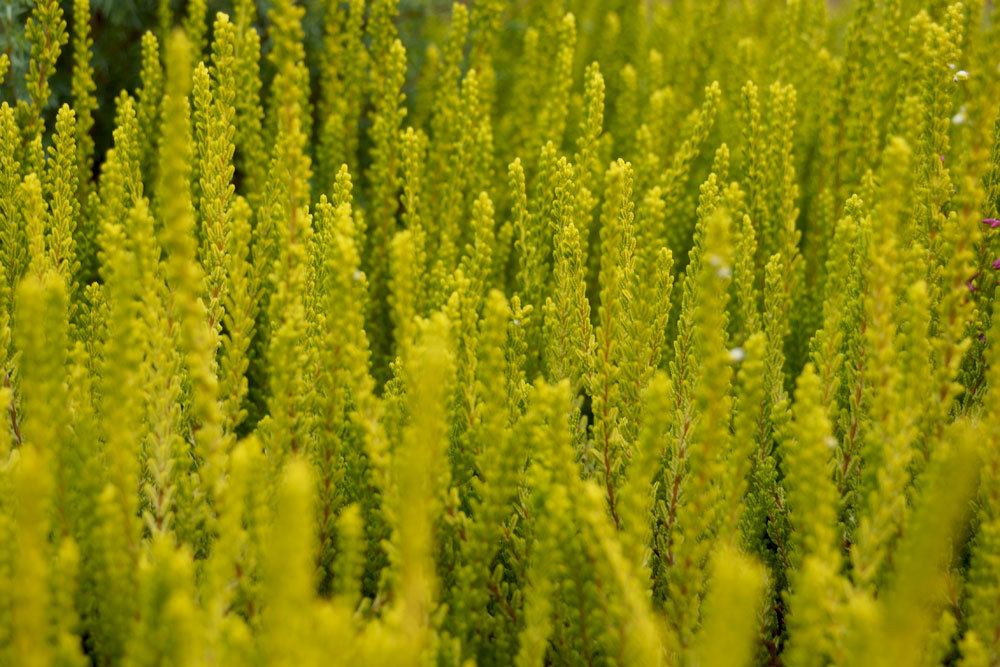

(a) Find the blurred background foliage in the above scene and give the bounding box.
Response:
[0,0,458,168]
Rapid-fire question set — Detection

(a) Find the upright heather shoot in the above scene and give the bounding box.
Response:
[0,2,995,666]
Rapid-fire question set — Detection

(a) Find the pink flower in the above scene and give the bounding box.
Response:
[992,258,1000,270]
[983,218,1000,229]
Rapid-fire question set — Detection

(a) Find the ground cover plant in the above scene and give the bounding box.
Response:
[1,0,1000,664]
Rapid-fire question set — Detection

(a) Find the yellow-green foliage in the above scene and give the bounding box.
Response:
[1,0,1000,665]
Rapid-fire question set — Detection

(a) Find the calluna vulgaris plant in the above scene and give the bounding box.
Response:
[2,0,1000,664]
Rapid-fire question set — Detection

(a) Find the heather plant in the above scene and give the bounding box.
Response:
[2,0,1000,665]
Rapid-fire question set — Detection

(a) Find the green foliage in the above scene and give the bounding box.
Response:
[0,1,999,665]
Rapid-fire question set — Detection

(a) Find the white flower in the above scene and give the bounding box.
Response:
[352,270,363,282]
[717,266,732,279]
[728,347,745,363]
[953,69,969,83]
[952,107,967,125]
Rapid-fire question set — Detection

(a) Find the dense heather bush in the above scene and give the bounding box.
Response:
[1,0,1000,665]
